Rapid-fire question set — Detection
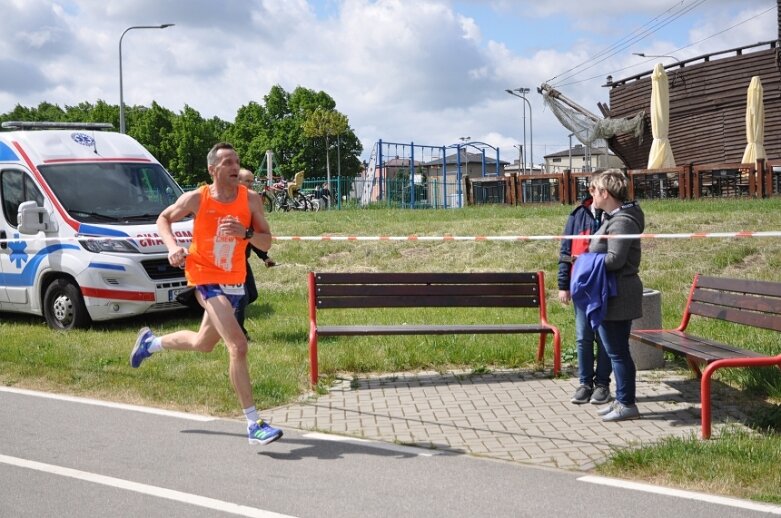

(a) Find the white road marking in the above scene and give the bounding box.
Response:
[0,386,215,422]
[303,431,438,456]
[0,454,296,518]
[579,475,781,515]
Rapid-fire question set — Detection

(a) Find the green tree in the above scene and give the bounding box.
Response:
[167,105,217,186]
[302,106,349,186]
[130,102,175,167]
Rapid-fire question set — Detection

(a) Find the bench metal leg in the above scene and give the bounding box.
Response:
[700,354,781,439]
[309,332,319,386]
[536,329,561,376]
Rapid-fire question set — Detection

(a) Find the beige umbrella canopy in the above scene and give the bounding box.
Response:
[741,75,766,164]
[647,63,676,169]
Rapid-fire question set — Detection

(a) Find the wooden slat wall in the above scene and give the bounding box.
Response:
[607,47,781,170]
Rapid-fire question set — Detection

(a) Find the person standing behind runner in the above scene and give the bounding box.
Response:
[588,169,645,422]
[558,173,612,406]
[130,142,283,445]
[236,168,275,340]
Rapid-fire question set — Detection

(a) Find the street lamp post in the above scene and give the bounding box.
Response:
[632,52,685,87]
[505,88,533,173]
[459,136,471,176]
[458,136,470,208]
[119,24,174,134]
[512,144,523,174]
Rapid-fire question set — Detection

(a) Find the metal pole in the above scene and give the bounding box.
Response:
[505,88,531,173]
[119,24,174,134]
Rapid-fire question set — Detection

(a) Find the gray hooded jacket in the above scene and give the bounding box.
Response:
[588,202,645,321]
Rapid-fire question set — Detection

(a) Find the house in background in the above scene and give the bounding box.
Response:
[544,143,625,173]
[421,150,509,207]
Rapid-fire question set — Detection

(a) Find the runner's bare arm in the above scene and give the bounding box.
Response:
[157,190,200,266]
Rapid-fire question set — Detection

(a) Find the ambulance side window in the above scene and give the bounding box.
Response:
[1,170,45,227]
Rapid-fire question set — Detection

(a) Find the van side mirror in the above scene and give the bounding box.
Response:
[18,200,58,234]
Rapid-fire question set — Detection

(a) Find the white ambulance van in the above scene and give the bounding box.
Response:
[0,121,192,329]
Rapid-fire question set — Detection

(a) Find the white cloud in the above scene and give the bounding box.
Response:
[0,0,776,164]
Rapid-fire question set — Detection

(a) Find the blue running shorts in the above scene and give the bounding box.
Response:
[196,283,245,309]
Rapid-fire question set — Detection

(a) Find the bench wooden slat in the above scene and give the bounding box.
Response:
[317,295,540,309]
[693,289,781,316]
[318,324,552,336]
[689,301,781,332]
[316,283,539,297]
[314,272,539,285]
[630,330,765,361]
[697,275,781,297]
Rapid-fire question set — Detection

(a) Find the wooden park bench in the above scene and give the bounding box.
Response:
[630,274,781,438]
[307,271,561,386]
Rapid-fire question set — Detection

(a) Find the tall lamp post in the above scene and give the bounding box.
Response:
[505,88,533,173]
[119,24,174,134]
[512,144,523,174]
[458,136,470,208]
[459,136,471,176]
[632,52,685,87]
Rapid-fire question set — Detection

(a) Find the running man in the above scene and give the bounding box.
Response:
[130,142,282,446]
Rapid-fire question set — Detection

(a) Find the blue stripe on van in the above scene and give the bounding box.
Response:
[0,244,80,287]
[0,142,19,161]
[77,224,130,237]
[88,262,126,271]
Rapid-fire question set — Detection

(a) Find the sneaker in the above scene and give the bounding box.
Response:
[248,419,283,445]
[590,385,612,405]
[601,402,640,422]
[130,327,155,368]
[570,384,593,404]
[597,401,617,416]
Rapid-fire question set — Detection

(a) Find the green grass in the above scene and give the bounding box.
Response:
[597,428,781,504]
[1,198,781,500]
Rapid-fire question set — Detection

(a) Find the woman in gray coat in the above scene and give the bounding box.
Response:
[588,169,645,421]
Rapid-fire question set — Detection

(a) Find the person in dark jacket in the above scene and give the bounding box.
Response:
[236,169,276,340]
[588,169,645,422]
[558,174,611,405]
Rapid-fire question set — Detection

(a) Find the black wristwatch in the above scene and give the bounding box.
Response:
[244,227,254,240]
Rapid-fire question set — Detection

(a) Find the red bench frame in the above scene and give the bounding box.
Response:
[307,271,561,386]
[631,274,781,439]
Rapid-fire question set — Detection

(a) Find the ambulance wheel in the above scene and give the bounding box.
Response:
[43,278,92,330]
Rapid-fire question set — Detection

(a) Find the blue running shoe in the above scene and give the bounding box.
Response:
[248,419,283,445]
[130,327,155,368]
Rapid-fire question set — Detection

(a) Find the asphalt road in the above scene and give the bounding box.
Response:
[1,387,778,517]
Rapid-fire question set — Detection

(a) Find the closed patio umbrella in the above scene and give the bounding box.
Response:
[741,75,766,164]
[647,63,676,169]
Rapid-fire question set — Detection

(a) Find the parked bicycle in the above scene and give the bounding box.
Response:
[261,179,318,212]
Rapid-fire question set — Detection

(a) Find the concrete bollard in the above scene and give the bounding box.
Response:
[630,288,665,370]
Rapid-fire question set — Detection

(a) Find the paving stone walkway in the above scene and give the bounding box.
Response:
[265,369,753,470]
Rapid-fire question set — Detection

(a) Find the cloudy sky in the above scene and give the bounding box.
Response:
[0,0,776,166]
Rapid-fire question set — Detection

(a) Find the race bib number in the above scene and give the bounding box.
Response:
[219,283,245,296]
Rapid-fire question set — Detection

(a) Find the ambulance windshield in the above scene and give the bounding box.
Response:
[38,162,187,224]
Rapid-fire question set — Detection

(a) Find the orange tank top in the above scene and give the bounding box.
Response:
[185,185,251,286]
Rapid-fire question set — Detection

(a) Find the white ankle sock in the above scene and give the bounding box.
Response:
[147,336,163,353]
[243,406,259,426]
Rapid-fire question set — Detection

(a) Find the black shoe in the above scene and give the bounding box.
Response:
[570,384,593,404]
[590,385,612,405]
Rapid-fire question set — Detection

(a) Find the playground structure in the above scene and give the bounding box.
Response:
[360,140,504,208]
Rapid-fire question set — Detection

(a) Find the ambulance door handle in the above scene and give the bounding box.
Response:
[0,230,5,249]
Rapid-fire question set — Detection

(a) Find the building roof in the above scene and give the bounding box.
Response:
[421,150,509,167]
[544,144,615,159]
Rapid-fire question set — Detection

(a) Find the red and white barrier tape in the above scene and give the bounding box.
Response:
[2,231,781,245]
[273,231,781,241]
